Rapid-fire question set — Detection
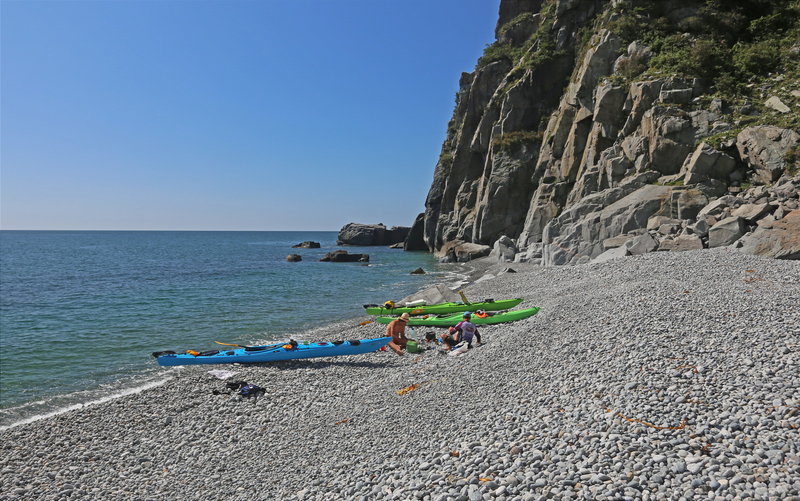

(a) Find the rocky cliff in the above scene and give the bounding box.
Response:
[415,0,800,263]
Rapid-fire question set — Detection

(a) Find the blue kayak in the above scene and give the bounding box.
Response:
[154,337,391,366]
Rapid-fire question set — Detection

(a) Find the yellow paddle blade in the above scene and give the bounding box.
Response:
[358,320,374,326]
[459,291,470,304]
[214,340,243,347]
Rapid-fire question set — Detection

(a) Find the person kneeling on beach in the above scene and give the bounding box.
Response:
[440,312,482,350]
[387,313,410,355]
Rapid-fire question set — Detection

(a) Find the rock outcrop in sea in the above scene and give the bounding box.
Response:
[411,0,800,264]
[337,223,411,246]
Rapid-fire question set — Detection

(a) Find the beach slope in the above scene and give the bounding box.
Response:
[1,248,798,500]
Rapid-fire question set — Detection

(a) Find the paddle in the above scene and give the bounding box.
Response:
[458,291,471,305]
[214,340,286,350]
[214,341,249,348]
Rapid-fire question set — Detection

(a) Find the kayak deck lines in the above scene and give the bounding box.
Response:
[363,298,524,316]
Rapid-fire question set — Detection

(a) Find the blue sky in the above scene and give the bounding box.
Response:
[1,0,500,230]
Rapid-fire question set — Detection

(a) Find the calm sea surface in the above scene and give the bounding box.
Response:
[0,231,460,426]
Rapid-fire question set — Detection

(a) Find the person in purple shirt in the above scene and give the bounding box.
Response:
[441,312,482,349]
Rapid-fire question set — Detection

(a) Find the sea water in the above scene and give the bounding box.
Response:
[0,231,463,427]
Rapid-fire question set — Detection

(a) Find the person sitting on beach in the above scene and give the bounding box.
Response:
[386,313,410,355]
[458,312,482,348]
[439,312,481,350]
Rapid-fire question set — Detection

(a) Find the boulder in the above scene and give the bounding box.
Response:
[624,233,658,255]
[292,241,320,249]
[659,88,693,104]
[764,96,790,113]
[438,240,492,263]
[404,213,428,251]
[602,235,630,249]
[687,219,710,238]
[738,210,800,259]
[675,188,709,220]
[409,268,426,275]
[337,223,410,246]
[399,284,460,305]
[697,196,737,219]
[736,126,800,184]
[286,254,302,262]
[658,222,681,235]
[731,203,774,223]
[388,242,404,249]
[337,223,386,246]
[492,235,518,263]
[647,216,681,231]
[320,250,369,263]
[657,235,703,252]
[593,246,630,263]
[681,143,737,185]
[708,217,746,248]
[757,214,777,227]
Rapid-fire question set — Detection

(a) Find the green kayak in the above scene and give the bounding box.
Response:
[374,307,540,326]
[364,298,523,316]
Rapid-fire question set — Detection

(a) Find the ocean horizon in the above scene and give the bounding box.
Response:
[0,230,464,427]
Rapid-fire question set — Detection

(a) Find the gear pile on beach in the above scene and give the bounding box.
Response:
[1,248,798,500]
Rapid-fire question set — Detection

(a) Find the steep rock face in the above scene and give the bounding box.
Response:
[403,213,428,251]
[417,0,800,262]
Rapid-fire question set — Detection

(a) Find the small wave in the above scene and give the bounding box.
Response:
[0,373,175,431]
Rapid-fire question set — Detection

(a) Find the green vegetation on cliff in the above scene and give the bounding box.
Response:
[491,130,543,151]
[477,0,560,72]
[610,0,800,96]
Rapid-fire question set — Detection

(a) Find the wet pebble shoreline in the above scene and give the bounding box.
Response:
[1,248,798,500]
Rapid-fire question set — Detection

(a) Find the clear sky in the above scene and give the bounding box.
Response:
[1,0,500,231]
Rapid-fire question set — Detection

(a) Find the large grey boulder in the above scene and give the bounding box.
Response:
[736,126,800,184]
[647,215,681,231]
[681,143,737,185]
[437,240,492,263]
[592,245,630,263]
[337,223,410,246]
[337,223,386,246]
[674,187,710,220]
[697,197,735,219]
[658,235,703,252]
[731,203,775,223]
[708,217,747,248]
[738,210,800,259]
[602,235,630,249]
[491,235,518,263]
[624,232,657,255]
[688,219,710,238]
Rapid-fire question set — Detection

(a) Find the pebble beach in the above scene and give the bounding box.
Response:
[1,248,798,500]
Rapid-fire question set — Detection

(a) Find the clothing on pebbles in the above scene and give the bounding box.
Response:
[1,248,798,500]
